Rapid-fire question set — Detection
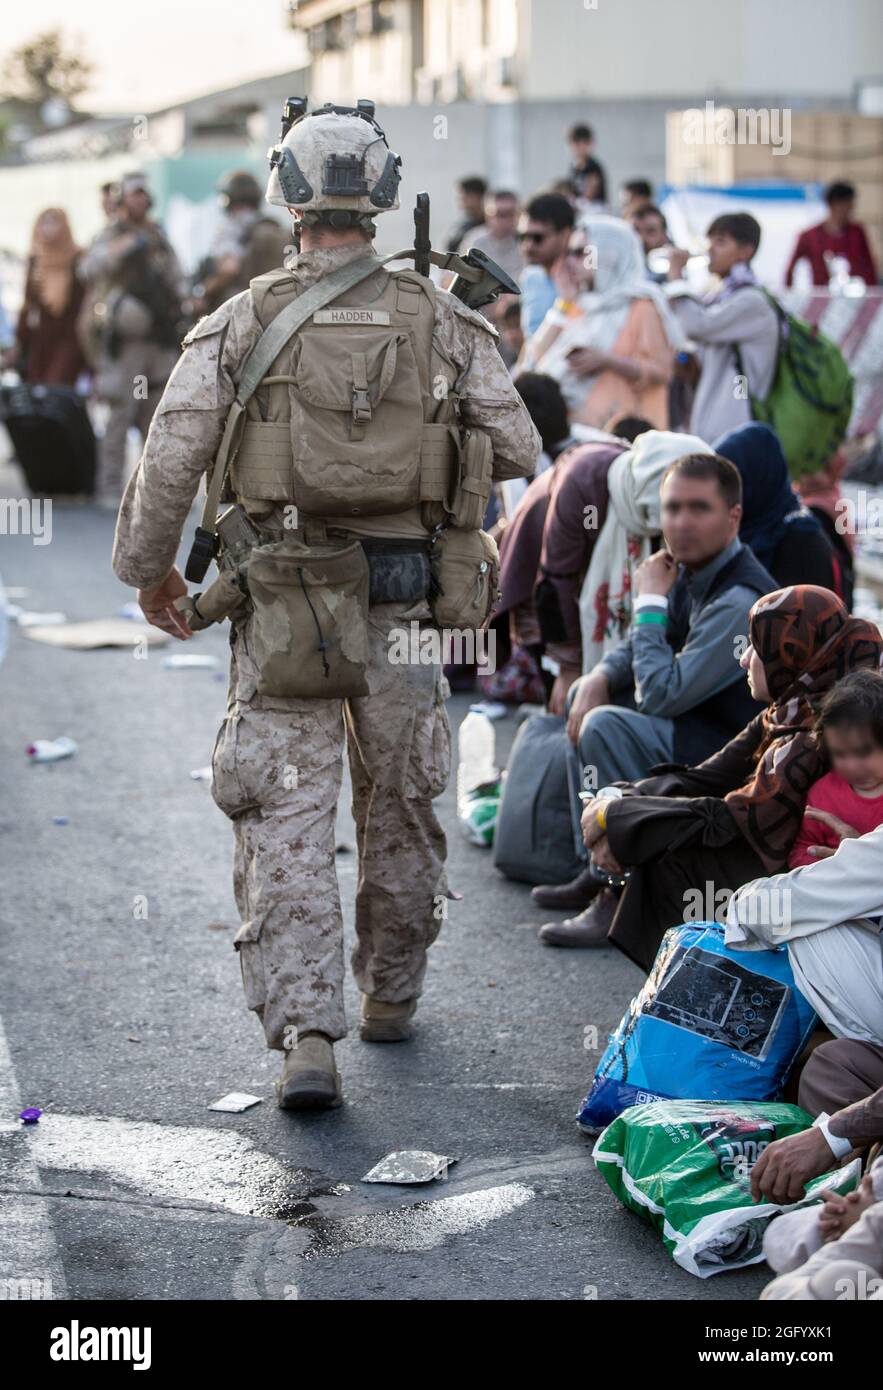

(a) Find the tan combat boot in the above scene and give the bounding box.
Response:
[359,995,417,1043]
[276,1032,342,1110]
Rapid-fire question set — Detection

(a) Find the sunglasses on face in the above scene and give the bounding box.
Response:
[518,230,552,244]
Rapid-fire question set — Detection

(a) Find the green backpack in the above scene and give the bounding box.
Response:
[734,288,854,479]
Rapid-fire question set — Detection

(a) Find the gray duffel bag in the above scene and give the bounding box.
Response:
[493,713,586,885]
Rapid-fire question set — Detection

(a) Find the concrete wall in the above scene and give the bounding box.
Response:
[293,0,883,105]
[519,0,883,102]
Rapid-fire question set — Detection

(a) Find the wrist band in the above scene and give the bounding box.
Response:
[633,610,668,626]
[596,802,607,833]
[813,1113,853,1160]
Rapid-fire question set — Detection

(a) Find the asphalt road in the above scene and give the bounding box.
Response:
[0,462,768,1302]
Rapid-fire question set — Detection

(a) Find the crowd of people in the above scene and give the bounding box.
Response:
[447,125,882,1298]
[2,168,288,505]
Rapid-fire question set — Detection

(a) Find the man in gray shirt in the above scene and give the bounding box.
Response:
[459,189,523,285]
[537,452,776,943]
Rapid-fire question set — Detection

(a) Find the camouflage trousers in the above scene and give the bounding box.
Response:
[210,603,452,1048]
[95,342,176,499]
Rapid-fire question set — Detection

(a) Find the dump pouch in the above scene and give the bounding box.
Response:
[429,527,499,631]
[243,538,370,698]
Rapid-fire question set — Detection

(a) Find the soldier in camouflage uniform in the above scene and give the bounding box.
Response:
[192,170,292,315]
[80,172,183,504]
[112,101,539,1110]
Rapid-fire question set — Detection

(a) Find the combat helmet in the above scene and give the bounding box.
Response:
[217,169,263,207]
[266,98,401,236]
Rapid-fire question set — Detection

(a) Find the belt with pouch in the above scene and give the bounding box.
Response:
[354,537,432,606]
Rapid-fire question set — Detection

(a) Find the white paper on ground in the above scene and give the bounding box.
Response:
[207,1092,263,1113]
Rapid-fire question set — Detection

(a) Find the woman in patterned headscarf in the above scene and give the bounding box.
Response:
[580,585,883,971]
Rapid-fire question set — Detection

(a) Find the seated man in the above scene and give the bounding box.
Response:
[537,452,776,943]
[728,822,878,1173]
[727,823,883,1047]
[725,823,883,1204]
[752,1040,883,1208]
[761,1190,883,1301]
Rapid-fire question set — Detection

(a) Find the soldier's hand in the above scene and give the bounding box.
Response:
[138,567,193,640]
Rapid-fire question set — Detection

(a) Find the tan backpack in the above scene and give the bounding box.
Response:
[231,261,441,519]
[183,255,499,697]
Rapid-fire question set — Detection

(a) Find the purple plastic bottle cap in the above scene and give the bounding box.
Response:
[19,1107,42,1124]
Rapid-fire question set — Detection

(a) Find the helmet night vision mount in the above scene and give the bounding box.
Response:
[267,97,402,227]
[266,95,521,305]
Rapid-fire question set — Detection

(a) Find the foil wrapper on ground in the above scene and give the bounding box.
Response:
[361,1150,458,1184]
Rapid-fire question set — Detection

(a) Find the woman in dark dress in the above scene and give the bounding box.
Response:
[7,208,88,387]
[581,585,883,972]
[715,422,840,596]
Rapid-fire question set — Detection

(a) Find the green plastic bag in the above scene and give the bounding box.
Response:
[457,779,501,847]
[593,1099,860,1278]
[736,291,853,479]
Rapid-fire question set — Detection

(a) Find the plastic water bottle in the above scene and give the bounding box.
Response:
[457,711,498,799]
[827,254,851,294]
[26,736,77,763]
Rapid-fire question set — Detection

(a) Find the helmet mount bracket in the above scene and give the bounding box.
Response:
[266,96,401,216]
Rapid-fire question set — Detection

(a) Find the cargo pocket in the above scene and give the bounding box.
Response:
[233,918,266,1012]
[210,713,256,820]
[405,668,452,800]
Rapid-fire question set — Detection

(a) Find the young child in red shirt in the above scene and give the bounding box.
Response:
[790,669,883,868]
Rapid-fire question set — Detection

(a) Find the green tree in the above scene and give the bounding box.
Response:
[0,29,93,107]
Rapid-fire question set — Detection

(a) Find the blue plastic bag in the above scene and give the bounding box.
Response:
[577,923,817,1133]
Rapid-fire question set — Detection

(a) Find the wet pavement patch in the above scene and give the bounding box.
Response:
[295,1183,534,1259]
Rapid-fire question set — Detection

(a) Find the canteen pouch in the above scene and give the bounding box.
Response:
[244,539,370,699]
[449,428,493,530]
[429,527,499,630]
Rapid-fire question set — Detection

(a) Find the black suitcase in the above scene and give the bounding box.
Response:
[0,382,96,496]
